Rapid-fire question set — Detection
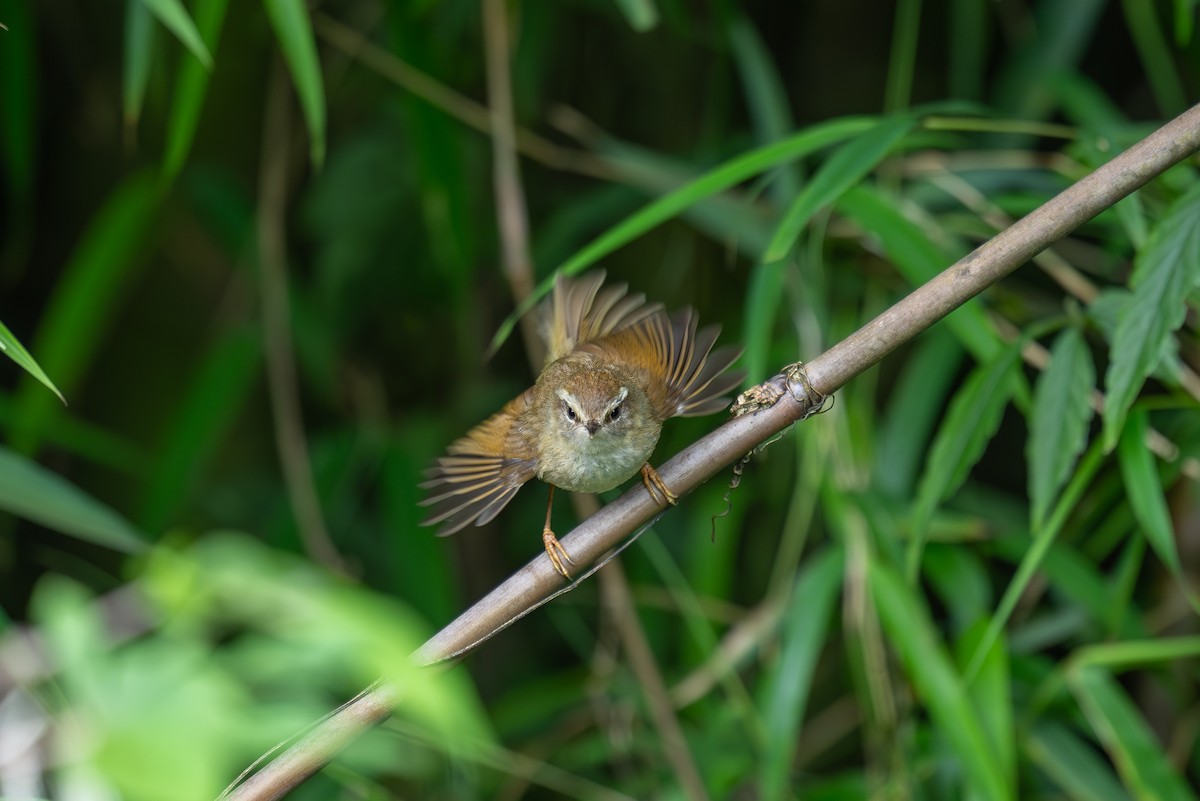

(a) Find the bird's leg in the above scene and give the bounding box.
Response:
[542,485,574,579]
[640,463,679,507]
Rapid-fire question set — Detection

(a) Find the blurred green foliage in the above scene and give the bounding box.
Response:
[1,0,1199,799]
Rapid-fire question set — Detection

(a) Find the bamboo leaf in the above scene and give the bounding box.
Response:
[161,0,230,181]
[9,172,160,455]
[1025,723,1132,801]
[123,0,155,132]
[0,317,64,403]
[1117,408,1199,611]
[489,116,877,355]
[870,559,1012,801]
[956,620,1014,783]
[611,0,657,31]
[1028,326,1095,529]
[0,446,145,552]
[1069,665,1198,801]
[762,115,916,264]
[137,327,260,533]
[1103,184,1200,450]
[909,341,1022,576]
[759,547,844,801]
[263,0,326,167]
[140,0,212,68]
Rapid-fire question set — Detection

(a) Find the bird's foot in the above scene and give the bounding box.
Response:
[640,463,679,507]
[543,528,575,579]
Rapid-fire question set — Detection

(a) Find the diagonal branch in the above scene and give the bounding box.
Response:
[223,102,1200,801]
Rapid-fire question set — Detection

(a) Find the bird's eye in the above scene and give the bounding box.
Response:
[609,403,622,421]
[564,403,577,421]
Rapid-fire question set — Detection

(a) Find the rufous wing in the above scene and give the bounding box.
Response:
[420,389,539,536]
[538,270,663,364]
[582,308,745,420]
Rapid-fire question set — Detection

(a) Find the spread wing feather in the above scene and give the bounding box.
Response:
[583,308,746,420]
[539,270,662,363]
[419,390,538,536]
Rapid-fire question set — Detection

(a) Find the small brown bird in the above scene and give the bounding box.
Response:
[420,271,744,578]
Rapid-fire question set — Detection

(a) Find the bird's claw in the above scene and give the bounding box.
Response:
[640,463,678,507]
[543,528,575,579]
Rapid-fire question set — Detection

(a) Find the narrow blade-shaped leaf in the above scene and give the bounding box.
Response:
[1028,326,1095,529]
[611,0,658,31]
[763,115,917,263]
[1117,408,1198,611]
[489,116,877,354]
[729,14,798,202]
[137,326,259,532]
[1070,665,1198,801]
[869,559,1012,801]
[1025,722,1132,801]
[0,317,64,403]
[9,172,160,455]
[123,0,154,131]
[0,446,145,552]
[1102,184,1200,450]
[263,0,326,167]
[161,0,230,181]
[140,0,212,67]
[956,619,1014,783]
[759,547,844,801]
[909,341,1022,576]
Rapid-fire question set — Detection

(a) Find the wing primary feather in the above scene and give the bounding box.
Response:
[420,454,536,533]
[538,270,663,362]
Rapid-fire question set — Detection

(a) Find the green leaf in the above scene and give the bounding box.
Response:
[1117,408,1199,611]
[924,544,992,631]
[263,0,326,167]
[0,316,64,403]
[611,0,658,31]
[1175,0,1197,45]
[759,547,844,801]
[1089,290,1184,383]
[8,172,159,455]
[909,341,1022,577]
[763,115,917,263]
[1028,326,1095,529]
[729,14,798,202]
[956,620,1014,786]
[137,327,259,533]
[1072,636,1200,671]
[964,441,1109,679]
[1069,665,1198,801]
[1103,184,1200,450]
[489,116,877,354]
[836,184,1001,363]
[140,0,212,68]
[874,328,965,498]
[0,445,145,552]
[869,559,1012,801]
[123,0,154,132]
[1120,0,1187,116]
[161,0,230,181]
[947,0,987,100]
[1025,722,1133,801]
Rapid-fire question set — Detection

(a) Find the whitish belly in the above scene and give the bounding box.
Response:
[538,433,658,493]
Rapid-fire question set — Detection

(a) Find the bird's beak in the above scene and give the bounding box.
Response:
[585,420,600,436]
